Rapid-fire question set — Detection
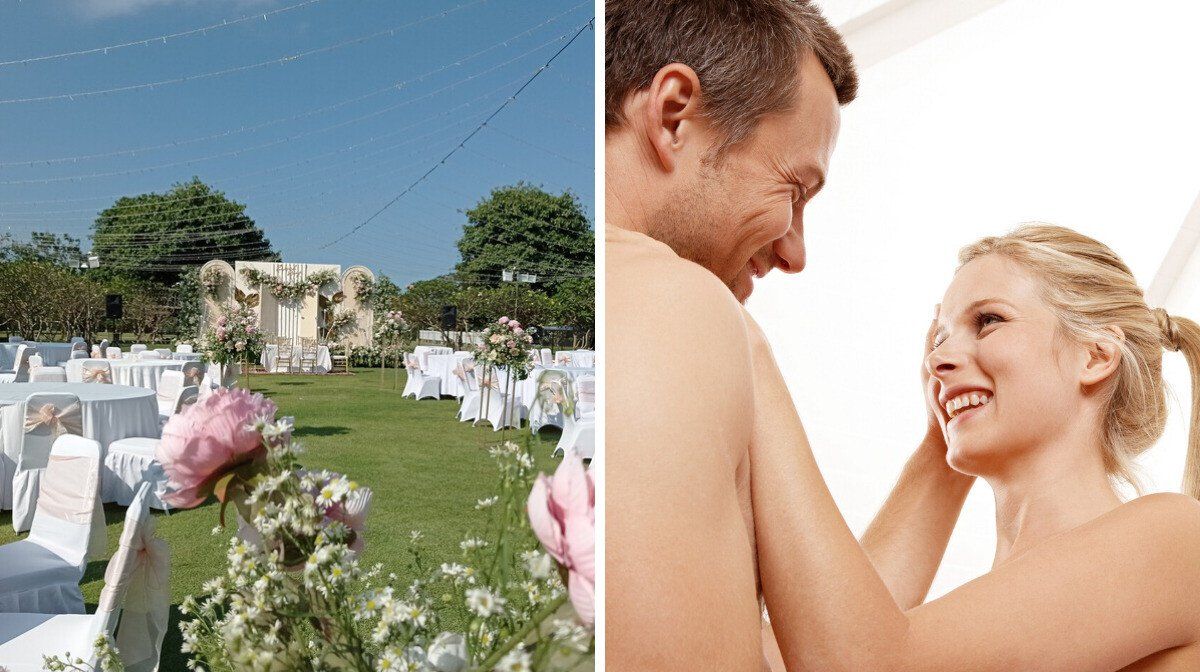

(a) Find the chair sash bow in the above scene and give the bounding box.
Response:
[99,516,170,670]
[24,402,83,437]
[82,366,112,384]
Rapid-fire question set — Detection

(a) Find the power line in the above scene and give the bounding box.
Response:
[0,0,490,105]
[318,17,594,250]
[0,0,329,67]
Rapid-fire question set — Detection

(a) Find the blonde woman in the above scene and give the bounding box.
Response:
[754,225,1200,671]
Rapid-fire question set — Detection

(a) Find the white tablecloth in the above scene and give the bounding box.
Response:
[173,353,204,362]
[1,342,76,370]
[413,346,453,368]
[262,344,332,373]
[0,383,160,508]
[65,358,184,391]
[425,353,475,398]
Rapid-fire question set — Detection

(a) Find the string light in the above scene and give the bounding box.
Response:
[0,0,491,105]
[0,0,328,67]
[317,18,594,250]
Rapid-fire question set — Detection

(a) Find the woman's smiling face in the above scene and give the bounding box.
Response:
[925,254,1089,476]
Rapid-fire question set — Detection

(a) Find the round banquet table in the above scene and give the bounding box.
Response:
[425,353,475,398]
[0,383,160,508]
[64,358,184,391]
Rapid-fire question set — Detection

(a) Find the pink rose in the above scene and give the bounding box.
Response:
[528,454,595,625]
[498,316,509,325]
[157,388,277,509]
[216,328,227,339]
[513,327,524,336]
[506,340,516,348]
[246,325,256,334]
[510,321,521,329]
[217,316,228,327]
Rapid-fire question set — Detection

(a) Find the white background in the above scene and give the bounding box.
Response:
[750,0,1200,598]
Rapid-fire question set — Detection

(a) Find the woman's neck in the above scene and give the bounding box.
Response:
[986,441,1122,568]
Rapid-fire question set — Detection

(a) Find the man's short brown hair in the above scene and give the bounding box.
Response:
[606,0,858,147]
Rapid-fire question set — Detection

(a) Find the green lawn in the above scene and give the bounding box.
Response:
[0,368,562,670]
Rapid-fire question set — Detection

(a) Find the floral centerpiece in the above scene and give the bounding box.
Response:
[473,317,536,426]
[203,306,265,386]
[56,388,594,671]
[322,307,357,343]
[241,268,339,304]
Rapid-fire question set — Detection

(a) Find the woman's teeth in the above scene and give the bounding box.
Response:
[946,392,991,419]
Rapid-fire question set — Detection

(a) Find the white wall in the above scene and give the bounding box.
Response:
[749,0,1200,598]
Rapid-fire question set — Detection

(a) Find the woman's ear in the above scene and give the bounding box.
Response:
[641,63,704,173]
[1080,325,1125,387]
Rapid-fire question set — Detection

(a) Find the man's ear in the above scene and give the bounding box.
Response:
[641,63,705,173]
[1080,325,1124,388]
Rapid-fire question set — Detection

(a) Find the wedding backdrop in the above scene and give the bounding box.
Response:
[753,0,1200,599]
[0,0,595,668]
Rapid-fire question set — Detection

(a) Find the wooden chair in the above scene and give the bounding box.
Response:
[329,342,350,374]
[273,337,295,373]
[299,337,319,373]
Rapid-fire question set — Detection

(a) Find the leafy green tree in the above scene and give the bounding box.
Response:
[92,177,278,285]
[397,276,459,345]
[550,276,595,347]
[0,231,87,267]
[171,267,204,342]
[455,183,593,293]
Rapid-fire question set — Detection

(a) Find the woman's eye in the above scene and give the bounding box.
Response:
[978,313,1003,328]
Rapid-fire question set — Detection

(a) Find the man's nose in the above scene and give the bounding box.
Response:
[772,223,806,274]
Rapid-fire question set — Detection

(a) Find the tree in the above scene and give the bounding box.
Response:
[550,276,595,347]
[397,277,459,346]
[455,183,593,293]
[92,177,278,285]
[0,231,87,267]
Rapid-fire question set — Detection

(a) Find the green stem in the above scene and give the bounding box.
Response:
[474,593,569,671]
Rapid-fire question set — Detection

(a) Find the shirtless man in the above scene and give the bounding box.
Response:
[606,1,975,668]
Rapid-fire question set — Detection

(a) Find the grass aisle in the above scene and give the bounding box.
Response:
[0,368,561,670]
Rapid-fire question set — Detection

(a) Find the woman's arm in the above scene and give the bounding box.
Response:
[745,320,1200,671]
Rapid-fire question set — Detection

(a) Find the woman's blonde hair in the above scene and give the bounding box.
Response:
[958,224,1200,497]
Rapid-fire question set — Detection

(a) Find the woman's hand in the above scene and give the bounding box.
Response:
[921,304,946,446]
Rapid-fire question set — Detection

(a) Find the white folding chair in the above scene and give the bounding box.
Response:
[103,438,170,510]
[0,482,166,671]
[80,360,113,384]
[0,345,32,383]
[129,344,147,354]
[0,434,105,615]
[175,343,193,355]
[11,393,84,533]
[155,370,185,421]
[30,367,66,383]
[403,355,441,400]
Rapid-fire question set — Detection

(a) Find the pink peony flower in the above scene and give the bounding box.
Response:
[324,486,373,554]
[528,454,595,625]
[513,327,524,336]
[506,340,516,348]
[156,388,277,509]
[217,316,228,327]
[510,321,521,329]
[498,316,509,324]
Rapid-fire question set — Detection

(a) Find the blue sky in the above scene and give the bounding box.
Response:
[0,0,595,287]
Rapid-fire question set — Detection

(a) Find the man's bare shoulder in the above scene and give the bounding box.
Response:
[606,226,745,339]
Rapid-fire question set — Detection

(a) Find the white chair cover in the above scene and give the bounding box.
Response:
[0,344,32,383]
[12,393,84,533]
[555,376,595,459]
[98,338,109,353]
[153,348,171,358]
[90,345,101,359]
[0,434,104,615]
[30,367,67,383]
[175,343,193,354]
[528,369,572,433]
[0,482,167,672]
[180,361,205,389]
[69,350,88,360]
[155,370,184,418]
[129,344,147,354]
[105,347,122,360]
[102,437,170,510]
[540,348,553,367]
[402,355,441,400]
[457,363,482,422]
[28,354,43,370]
[81,360,113,384]
[6,336,22,343]
[69,337,86,346]
[139,351,162,361]
[474,369,520,431]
